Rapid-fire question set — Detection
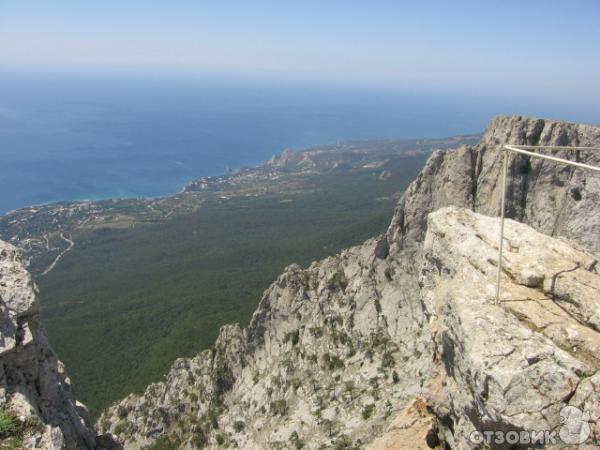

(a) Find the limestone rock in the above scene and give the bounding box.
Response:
[421,207,599,448]
[101,206,599,449]
[100,115,599,449]
[366,398,437,450]
[100,236,432,449]
[388,115,600,254]
[0,240,119,449]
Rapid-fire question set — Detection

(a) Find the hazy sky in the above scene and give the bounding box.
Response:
[1,1,599,101]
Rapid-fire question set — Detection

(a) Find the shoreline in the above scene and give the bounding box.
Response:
[1,133,482,219]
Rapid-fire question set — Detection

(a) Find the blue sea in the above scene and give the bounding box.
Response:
[1,71,596,215]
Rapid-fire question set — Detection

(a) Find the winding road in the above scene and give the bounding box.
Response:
[41,233,74,276]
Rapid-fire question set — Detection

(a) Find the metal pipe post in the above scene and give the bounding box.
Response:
[495,149,508,304]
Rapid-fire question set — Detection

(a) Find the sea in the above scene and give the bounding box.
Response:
[1,70,597,215]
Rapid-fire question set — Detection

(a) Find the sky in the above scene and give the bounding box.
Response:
[1,0,599,103]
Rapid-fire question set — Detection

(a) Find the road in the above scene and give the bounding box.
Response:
[41,233,74,276]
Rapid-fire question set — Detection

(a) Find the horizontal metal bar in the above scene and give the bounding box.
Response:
[508,145,600,152]
[504,145,600,173]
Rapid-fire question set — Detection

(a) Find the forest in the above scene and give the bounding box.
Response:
[35,158,428,416]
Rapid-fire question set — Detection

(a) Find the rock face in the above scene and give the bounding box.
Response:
[0,241,120,449]
[100,206,600,449]
[422,207,599,448]
[99,115,599,449]
[389,115,600,254]
[100,235,432,449]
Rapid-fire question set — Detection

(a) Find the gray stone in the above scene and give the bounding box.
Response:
[0,240,99,449]
[100,116,600,449]
[8,114,595,450]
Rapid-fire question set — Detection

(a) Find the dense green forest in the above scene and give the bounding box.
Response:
[35,158,427,416]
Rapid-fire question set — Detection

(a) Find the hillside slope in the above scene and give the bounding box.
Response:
[99,115,600,449]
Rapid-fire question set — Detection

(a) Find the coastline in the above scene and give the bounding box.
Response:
[1,134,481,218]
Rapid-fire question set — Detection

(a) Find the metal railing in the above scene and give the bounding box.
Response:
[495,145,600,304]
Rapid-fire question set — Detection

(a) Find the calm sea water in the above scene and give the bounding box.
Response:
[1,72,595,214]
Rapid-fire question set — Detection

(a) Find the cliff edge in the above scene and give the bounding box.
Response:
[99,115,600,449]
[371,207,599,449]
[0,241,120,449]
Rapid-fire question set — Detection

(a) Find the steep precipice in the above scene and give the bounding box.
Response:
[372,207,599,449]
[0,241,120,449]
[99,115,600,449]
[389,115,600,254]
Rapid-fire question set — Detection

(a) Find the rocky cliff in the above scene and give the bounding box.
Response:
[99,208,600,449]
[98,115,599,449]
[0,241,121,449]
[372,206,599,449]
[389,115,600,254]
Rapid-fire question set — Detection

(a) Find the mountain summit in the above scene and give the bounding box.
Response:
[97,116,599,449]
[0,115,598,449]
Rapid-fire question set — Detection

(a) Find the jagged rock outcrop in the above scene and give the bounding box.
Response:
[389,115,600,254]
[0,241,120,449]
[100,116,599,449]
[422,207,599,448]
[367,206,600,450]
[100,234,431,448]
